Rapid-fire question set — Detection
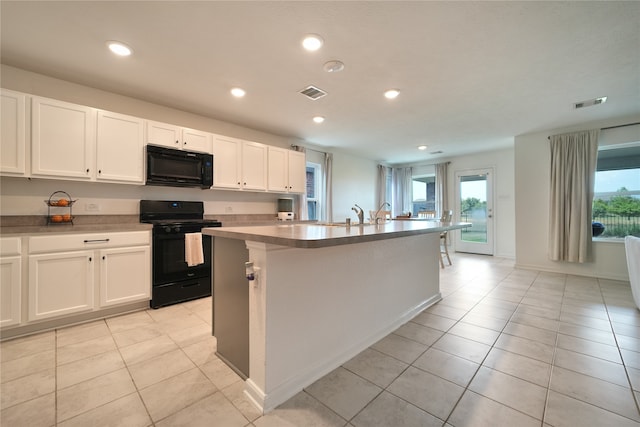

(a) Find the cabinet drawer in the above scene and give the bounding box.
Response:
[0,237,21,257]
[29,231,150,254]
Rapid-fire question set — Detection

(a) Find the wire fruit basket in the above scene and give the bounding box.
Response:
[45,191,76,225]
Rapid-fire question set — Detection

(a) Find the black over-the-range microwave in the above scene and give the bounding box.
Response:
[146,144,213,189]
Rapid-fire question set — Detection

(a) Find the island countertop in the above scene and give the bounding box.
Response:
[203,220,470,249]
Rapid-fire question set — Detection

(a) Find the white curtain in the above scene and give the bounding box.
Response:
[323,152,333,223]
[548,129,599,263]
[377,165,388,207]
[435,162,449,218]
[294,146,308,220]
[392,167,413,217]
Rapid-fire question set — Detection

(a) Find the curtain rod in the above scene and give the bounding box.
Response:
[547,122,640,140]
[290,144,326,155]
[387,161,451,168]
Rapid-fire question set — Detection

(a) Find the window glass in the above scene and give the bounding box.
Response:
[306,163,321,221]
[411,175,435,216]
[592,143,640,238]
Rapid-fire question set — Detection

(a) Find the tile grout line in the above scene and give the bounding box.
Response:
[597,276,640,418]
[441,268,543,426]
[539,272,567,427]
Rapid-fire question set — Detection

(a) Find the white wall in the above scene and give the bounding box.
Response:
[0,65,377,218]
[514,117,640,281]
[331,151,377,223]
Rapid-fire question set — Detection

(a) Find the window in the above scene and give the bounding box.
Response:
[592,143,640,238]
[411,176,435,216]
[306,162,321,221]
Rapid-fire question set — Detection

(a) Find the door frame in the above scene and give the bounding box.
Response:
[454,167,495,255]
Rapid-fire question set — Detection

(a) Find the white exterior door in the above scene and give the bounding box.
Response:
[455,168,494,255]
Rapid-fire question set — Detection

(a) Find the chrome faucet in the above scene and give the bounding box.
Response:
[374,202,391,224]
[352,204,364,225]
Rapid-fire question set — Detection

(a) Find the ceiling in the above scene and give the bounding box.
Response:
[1,1,639,165]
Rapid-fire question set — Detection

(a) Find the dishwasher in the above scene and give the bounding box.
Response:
[213,236,250,379]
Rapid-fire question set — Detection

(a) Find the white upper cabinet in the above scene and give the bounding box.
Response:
[267,146,288,192]
[147,120,211,153]
[287,150,306,194]
[96,110,144,183]
[241,140,268,191]
[182,128,211,153]
[268,147,306,193]
[0,89,27,176]
[211,134,242,189]
[31,96,95,180]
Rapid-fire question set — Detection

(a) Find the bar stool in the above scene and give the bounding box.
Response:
[439,210,453,268]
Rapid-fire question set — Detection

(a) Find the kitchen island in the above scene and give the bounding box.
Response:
[203,220,469,413]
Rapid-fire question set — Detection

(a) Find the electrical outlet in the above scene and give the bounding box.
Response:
[86,203,100,212]
[225,206,233,213]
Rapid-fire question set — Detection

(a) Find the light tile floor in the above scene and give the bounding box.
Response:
[2,253,640,426]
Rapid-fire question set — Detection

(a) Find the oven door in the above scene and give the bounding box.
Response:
[152,232,212,285]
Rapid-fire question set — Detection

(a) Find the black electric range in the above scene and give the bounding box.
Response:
[140,200,221,308]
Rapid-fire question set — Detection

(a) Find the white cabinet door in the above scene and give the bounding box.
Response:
[268,146,288,192]
[211,135,241,189]
[146,120,182,149]
[28,251,94,321]
[0,89,27,176]
[31,97,95,180]
[288,150,306,194]
[96,110,144,183]
[183,128,211,153]
[99,246,150,307]
[0,256,21,327]
[242,141,267,191]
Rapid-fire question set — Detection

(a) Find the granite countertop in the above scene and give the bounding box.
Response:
[0,215,152,236]
[203,220,471,249]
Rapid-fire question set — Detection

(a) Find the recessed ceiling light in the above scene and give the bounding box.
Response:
[230,87,246,98]
[384,89,400,99]
[417,145,428,151]
[107,41,133,56]
[302,34,323,51]
[313,116,325,124]
[323,60,345,73]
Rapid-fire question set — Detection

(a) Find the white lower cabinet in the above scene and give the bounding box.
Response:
[0,237,22,327]
[26,231,151,323]
[28,250,94,321]
[99,246,150,307]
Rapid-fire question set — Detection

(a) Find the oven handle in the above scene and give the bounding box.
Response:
[84,238,110,244]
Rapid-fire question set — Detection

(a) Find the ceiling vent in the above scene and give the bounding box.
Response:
[574,96,607,109]
[300,85,327,100]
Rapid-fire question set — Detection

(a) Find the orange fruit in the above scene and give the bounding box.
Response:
[57,199,69,207]
[62,214,72,222]
[51,215,63,223]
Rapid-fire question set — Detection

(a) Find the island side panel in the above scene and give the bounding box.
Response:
[244,232,441,413]
[213,236,250,378]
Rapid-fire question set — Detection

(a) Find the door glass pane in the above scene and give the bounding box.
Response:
[460,174,487,243]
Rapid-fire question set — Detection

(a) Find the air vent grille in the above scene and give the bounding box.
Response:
[300,85,327,100]
[574,97,607,109]
[429,150,444,155]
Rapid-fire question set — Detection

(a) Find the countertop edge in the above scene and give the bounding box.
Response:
[0,223,153,236]
[203,222,470,249]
